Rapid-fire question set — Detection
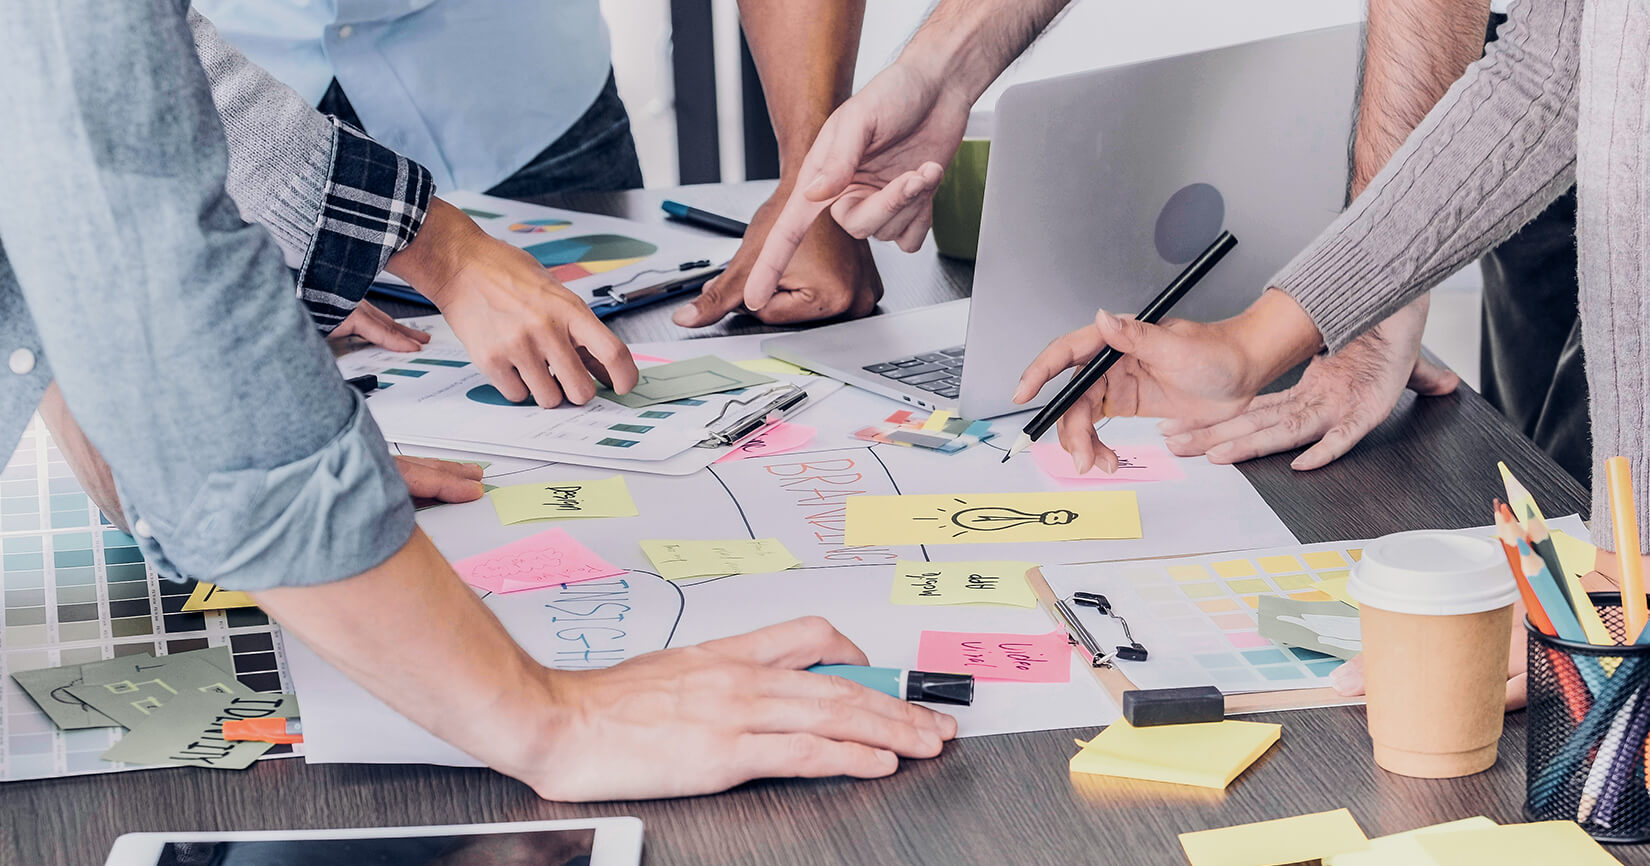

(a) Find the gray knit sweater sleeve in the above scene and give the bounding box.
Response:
[188,9,333,270]
[1269,0,1582,350]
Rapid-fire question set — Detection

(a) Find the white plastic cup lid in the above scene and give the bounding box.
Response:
[1348,530,1519,616]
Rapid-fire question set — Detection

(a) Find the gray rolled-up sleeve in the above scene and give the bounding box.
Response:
[0,0,414,590]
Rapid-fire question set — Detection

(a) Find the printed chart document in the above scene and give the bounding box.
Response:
[377,190,740,306]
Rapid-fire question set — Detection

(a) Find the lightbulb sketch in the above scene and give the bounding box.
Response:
[917,498,1082,538]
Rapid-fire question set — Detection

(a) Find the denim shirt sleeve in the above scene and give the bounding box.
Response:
[0,0,414,591]
[190,8,433,331]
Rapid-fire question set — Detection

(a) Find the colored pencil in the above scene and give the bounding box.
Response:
[1499,461,1545,521]
[1530,657,1649,813]
[1578,685,1638,823]
[1520,505,1613,646]
[1496,501,1556,636]
[1521,543,1607,695]
[1594,687,1650,828]
[1607,457,1647,640]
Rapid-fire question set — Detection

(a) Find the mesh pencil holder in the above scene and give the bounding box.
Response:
[1526,593,1650,843]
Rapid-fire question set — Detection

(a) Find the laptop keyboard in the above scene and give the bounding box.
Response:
[863,346,966,399]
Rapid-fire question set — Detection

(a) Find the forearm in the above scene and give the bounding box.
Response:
[897,0,1071,106]
[253,529,559,778]
[1270,0,1580,351]
[1354,0,1492,195]
[738,0,864,183]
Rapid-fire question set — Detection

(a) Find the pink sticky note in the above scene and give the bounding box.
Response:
[916,630,1071,683]
[631,353,674,365]
[1029,443,1186,484]
[715,422,817,463]
[453,528,626,594]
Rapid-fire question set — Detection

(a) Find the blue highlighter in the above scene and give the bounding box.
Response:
[808,664,974,706]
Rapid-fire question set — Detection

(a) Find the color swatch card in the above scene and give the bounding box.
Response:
[486,477,639,524]
[844,491,1142,546]
[1069,719,1281,789]
[714,422,817,463]
[67,651,251,729]
[1180,809,1370,866]
[890,561,1038,608]
[640,538,801,581]
[0,417,301,782]
[1256,596,1362,661]
[597,356,774,408]
[453,528,627,594]
[916,630,1071,683]
[1029,443,1186,485]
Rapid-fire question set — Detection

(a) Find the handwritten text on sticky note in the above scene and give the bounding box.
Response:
[891,561,1038,608]
[454,528,627,594]
[640,538,802,580]
[715,422,817,463]
[845,491,1142,546]
[917,630,1071,683]
[487,477,638,524]
[1030,443,1186,484]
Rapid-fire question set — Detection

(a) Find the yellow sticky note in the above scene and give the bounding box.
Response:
[180,582,257,612]
[640,538,801,580]
[1070,719,1280,789]
[890,561,1038,608]
[1329,817,1500,866]
[1180,809,1369,866]
[1316,575,1358,609]
[735,358,814,377]
[1303,550,1349,570]
[844,491,1141,546]
[1167,564,1210,582]
[1212,559,1257,578]
[1257,554,1301,574]
[487,477,638,524]
[922,410,954,432]
[1413,821,1620,865]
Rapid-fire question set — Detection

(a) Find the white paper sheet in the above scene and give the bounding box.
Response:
[377,191,740,305]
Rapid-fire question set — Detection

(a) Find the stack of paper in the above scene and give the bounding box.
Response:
[1180,811,1623,866]
[1179,809,1370,865]
[1069,719,1280,789]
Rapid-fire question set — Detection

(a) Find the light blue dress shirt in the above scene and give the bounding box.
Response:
[197,0,613,192]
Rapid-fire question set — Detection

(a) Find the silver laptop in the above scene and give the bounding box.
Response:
[763,23,1360,419]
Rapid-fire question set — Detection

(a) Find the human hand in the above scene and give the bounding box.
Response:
[330,301,432,352]
[394,456,485,504]
[1158,298,1459,470]
[1012,310,1264,475]
[385,198,638,408]
[517,617,957,801]
[743,61,968,312]
[673,187,884,327]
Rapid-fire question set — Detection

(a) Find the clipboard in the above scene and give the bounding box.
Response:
[1026,567,1361,715]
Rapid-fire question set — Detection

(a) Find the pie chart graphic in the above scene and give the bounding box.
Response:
[466,384,533,406]
[509,218,572,234]
[523,234,659,282]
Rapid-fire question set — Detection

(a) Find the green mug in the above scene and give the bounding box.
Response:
[930,138,991,261]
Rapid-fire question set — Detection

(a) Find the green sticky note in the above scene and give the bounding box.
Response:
[487,477,638,524]
[640,538,801,580]
[890,561,1039,608]
[100,692,298,770]
[68,652,250,729]
[10,664,119,730]
[598,356,774,408]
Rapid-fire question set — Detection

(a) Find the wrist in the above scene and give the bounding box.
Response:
[484,663,577,780]
[384,197,483,308]
[1225,289,1326,390]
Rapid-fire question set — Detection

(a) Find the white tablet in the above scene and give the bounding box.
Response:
[104,817,643,866]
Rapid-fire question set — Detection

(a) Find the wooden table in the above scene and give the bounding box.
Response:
[9,183,1626,866]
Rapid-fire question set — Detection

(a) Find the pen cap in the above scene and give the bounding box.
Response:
[905,671,974,706]
[1349,531,1516,616]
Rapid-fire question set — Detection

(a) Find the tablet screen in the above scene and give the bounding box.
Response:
[156,829,595,866]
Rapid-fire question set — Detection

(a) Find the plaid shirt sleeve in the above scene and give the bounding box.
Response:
[296,119,433,330]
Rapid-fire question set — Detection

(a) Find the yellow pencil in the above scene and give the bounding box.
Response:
[1606,457,1646,640]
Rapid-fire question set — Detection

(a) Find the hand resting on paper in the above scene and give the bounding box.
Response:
[330,300,434,352]
[1158,297,1459,470]
[384,197,640,409]
[395,456,485,504]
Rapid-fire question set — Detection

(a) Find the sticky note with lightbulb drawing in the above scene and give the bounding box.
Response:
[844,492,1142,546]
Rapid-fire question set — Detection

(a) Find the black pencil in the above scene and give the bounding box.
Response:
[1001,231,1238,462]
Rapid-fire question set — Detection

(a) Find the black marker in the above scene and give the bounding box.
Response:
[345,374,378,394]
[662,200,748,237]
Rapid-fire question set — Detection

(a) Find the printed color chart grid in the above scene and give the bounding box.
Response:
[1045,544,1364,693]
[0,420,295,781]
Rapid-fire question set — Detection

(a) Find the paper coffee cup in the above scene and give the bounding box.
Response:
[1349,531,1519,778]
